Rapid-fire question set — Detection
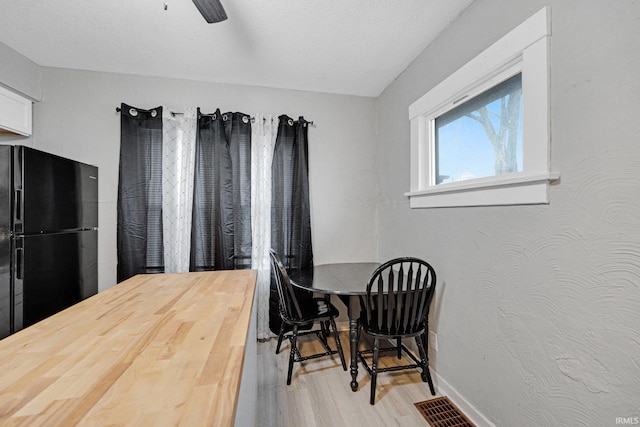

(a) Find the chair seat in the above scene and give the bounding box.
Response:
[289,298,340,324]
[360,310,425,337]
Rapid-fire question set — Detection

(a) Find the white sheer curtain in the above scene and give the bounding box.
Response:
[159,108,277,337]
[251,114,278,339]
[162,108,197,273]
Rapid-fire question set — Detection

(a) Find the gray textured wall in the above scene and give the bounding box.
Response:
[376,0,640,425]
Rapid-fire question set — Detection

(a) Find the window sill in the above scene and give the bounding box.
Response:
[405,172,560,208]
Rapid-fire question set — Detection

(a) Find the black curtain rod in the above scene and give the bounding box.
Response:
[115,107,314,126]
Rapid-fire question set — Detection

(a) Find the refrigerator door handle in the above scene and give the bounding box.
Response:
[15,247,23,280]
[14,189,22,221]
[12,240,24,333]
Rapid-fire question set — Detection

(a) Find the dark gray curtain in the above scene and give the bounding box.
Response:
[117,104,164,282]
[269,115,314,334]
[190,109,252,271]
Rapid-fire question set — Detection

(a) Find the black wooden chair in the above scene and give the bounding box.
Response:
[269,249,347,385]
[357,257,437,404]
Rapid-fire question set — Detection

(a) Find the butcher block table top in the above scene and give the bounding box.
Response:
[0,270,257,426]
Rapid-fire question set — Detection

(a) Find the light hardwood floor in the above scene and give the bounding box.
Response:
[257,331,440,427]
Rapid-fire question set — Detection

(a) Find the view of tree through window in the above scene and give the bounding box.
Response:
[435,73,523,184]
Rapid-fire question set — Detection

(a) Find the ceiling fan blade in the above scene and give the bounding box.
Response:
[192,0,227,23]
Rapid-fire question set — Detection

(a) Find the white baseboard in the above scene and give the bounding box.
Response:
[432,369,496,427]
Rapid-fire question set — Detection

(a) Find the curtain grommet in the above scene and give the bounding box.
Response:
[212,113,217,120]
[242,116,249,124]
[288,118,294,126]
[129,108,138,117]
[151,110,157,118]
[223,114,228,121]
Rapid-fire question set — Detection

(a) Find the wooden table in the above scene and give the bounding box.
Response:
[288,263,379,392]
[0,270,257,426]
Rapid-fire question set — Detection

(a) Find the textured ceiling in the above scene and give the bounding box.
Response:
[0,0,474,97]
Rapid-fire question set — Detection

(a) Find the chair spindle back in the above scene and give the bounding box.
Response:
[365,258,436,334]
[270,249,303,321]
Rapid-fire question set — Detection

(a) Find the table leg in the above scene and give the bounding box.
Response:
[348,295,359,391]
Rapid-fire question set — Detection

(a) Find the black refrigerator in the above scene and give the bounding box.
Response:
[0,145,98,339]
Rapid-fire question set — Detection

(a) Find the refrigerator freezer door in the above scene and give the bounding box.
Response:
[0,145,11,338]
[16,229,97,330]
[15,146,98,234]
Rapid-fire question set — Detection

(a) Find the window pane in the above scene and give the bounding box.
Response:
[435,73,522,184]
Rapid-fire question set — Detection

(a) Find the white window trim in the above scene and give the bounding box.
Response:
[406,7,558,208]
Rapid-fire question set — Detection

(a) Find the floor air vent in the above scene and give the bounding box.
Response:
[414,396,476,427]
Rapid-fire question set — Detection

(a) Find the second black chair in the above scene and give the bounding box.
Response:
[269,249,347,385]
[357,257,437,404]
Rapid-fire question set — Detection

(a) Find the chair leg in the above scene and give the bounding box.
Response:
[370,337,379,405]
[396,337,402,359]
[275,322,286,354]
[319,320,329,346]
[287,325,299,385]
[415,334,435,395]
[330,318,347,370]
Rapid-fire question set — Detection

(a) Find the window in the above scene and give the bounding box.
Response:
[435,73,522,185]
[406,7,558,208]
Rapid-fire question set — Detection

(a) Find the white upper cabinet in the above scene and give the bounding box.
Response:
[0,85,32,136]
